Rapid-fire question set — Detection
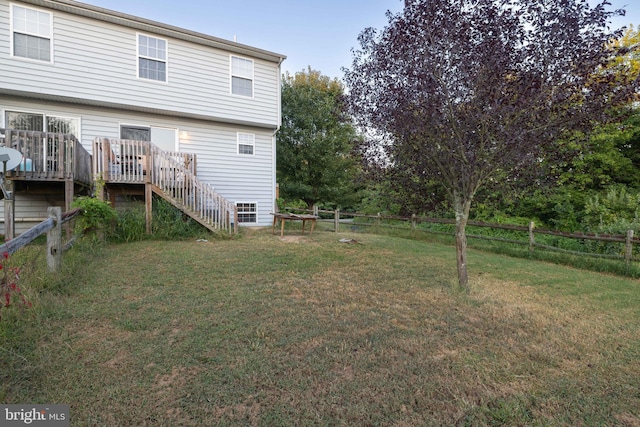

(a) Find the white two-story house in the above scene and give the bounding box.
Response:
[0,0,285,234]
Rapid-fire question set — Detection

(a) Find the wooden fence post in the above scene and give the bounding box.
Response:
[529,221,535,254]
[334,209,340,233]
[411,214,417,231]
[625,229,634,266]
[46,207,62,272]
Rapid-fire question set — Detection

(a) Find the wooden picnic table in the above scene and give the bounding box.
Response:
[271,212,319,237]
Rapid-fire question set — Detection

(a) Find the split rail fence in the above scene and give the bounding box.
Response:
[286,207,640,265]
[0,207,80,272]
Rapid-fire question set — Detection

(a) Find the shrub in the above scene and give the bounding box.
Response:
[71,196,117,239]
[280,199,309,212]
[583,185,640,232]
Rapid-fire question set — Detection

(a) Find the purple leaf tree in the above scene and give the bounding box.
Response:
[345,0,639,291]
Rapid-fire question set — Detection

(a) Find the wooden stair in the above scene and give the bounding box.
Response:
[93,138,238,234]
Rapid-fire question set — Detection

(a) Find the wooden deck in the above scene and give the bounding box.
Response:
[0,129,237,235]
[0,128,92,185]
[93,138,237,234]
[0,128,92,226]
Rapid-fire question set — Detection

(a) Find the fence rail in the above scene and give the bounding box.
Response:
[285,207,640,264]
[0,207,80,271]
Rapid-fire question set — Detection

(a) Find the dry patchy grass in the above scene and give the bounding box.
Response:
[1,229,639,426]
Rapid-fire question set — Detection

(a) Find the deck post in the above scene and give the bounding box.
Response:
[64,180,74,237]
[64,180,74,212]
[144,149,152,183]
[145,183,153,234]
[94,176,105,201]
[102,139,111,182]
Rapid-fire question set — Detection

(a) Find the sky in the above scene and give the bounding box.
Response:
[79,0,640,81]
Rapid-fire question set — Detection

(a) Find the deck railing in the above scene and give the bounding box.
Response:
[93,138,237,233]
[0,128,92,184]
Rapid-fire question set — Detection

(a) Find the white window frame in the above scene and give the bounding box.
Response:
[137,33,168,82]
[230,55,254,97]
[10,3,53,63]
[236,202,257,224]
[237,132,255,156]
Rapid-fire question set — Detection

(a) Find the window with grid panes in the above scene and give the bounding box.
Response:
[138,34,167,81]
[237,133,255,155]
[11,5,52,62]
[231,56,253,97]
[237,202,257,223]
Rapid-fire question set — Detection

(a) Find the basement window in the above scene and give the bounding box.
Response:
[236,202,257,224]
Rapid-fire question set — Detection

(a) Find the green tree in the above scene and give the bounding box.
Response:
[517,27,640,230]
[557,26,640,191]
[277,68,362,209]
[558,111,640,191]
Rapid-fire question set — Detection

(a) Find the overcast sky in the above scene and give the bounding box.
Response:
[79,0,640,81]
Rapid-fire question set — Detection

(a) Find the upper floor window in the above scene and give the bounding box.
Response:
[138,34,167,82]
[237,133,255,155]
[231,56,253,97]
[11,5,52,62]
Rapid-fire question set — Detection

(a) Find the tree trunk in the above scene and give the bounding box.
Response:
[453,191,472,292]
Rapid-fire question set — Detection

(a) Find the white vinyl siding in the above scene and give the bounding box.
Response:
[10,4,52,62]
[237,132,254,155]
[0,2,282,127]
[231,56,253,97]
[137,33,167,82]
[2,97,277,225]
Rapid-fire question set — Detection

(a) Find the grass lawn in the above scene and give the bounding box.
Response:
[1,227,639,426]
